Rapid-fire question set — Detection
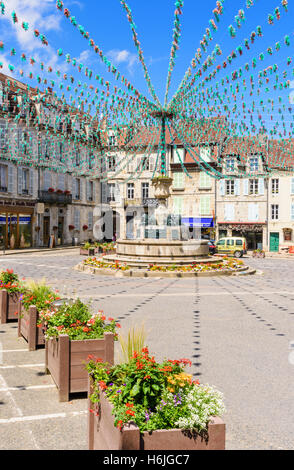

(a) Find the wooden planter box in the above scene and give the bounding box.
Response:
[45,332,114,402]
[18,304,46,351]
[80,248,96,256]
[88,381,226,451]
[0,290,21,323]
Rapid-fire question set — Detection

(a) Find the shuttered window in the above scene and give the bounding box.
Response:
[199,171,211,189]
[173,172,184,189]
[173,196,183,215]
[200,196,211,216]
[224,204,235,221]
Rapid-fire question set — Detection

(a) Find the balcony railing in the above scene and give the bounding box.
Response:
[38,190,72,205]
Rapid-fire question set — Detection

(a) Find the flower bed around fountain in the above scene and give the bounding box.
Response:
[75,256,255,278]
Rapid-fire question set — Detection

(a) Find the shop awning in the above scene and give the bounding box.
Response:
[181,217,214,228]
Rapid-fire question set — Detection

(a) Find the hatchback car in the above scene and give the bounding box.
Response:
[216,237,247,258]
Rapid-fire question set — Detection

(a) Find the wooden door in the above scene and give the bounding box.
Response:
[43,216,50,247]
[270,232,279,252]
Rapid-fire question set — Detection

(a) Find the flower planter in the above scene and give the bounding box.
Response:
[88,382,226,451]
[80,248,96,256]
[46,332,114,402]
[0,289,21,323]
[18,304,46,351]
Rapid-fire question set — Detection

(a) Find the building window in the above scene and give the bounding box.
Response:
[291,178,294,195]
[226,157,235,172]
[225,180,235,195]
[0,164,7,192]
[249,179,259,195]
[22,168,29,195]
[0,121,8,149]
[271,204,279,220]
[141,156,149,171]
[74,178,80,200]
[86,180,94,201]
[249,156,259,172]
[291,204,294,221]
[59,142,63,162]
[271,179,279,194]
[200,146,212,162]
[108,135,116,147]
[199,171,211,189]
[108,183,116,202]
[173,172,184,190]
[108,155,116,171]
[173,196,183,215]
[200,196,211,216]
[142,182,149,199]
[88,211,93,230]
[127,183,134,200]
[75,151,80,167]
[89,153,94,170]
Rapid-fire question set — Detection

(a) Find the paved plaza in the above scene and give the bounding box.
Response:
[0,249,293,450]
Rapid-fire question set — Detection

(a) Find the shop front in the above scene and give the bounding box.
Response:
[181,217,215,240]
[0,200,35,249]
[218,223,265,250]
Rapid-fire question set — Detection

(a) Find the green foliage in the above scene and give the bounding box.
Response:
[118,323,147,363]
[0,269,22,293]
[21,278,59,312]
[86,349,225,433]
[40,298,119,341]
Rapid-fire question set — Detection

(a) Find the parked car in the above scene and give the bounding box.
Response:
[207,240,217,255]
[216,237,247,258]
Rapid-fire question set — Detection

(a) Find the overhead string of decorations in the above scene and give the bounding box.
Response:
[0,0,293,181]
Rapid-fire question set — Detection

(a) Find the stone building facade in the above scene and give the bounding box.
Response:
[0,73,101,249]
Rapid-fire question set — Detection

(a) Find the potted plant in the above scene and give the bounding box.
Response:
[83,225,89,231]
[252,249,265,258]
[0,269,23,323]
[43,299,119,401]
[87,347,226,450]
[48,187,55,193]
[80,242,95,256]
[68,224,75,231]
[18,279,60,351]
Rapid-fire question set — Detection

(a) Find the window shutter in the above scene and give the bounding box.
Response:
[200,196,210,215]
[44,171,51,190]
[219,179,225,196]
[58,174,65,191]
[29,169,34,195]
[8,165,13,193]
[74,209,80,230]
[17,168,22,194]
[243,179,249,195]
[248,203,259,221]
[258,178,264,195]
[225,203,234,221]
[101,182,108,203]
[234,179,240,196]
[88,211,93,229]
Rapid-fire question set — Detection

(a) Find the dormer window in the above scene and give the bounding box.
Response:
[109,135,116,146]
[226,157,235,172]
[249,156,259,172]
[200,146,212,163]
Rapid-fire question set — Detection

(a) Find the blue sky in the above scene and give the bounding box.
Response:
[0,0,293,134]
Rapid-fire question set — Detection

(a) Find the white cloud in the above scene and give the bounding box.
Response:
[107,49,138,74]
[0,0,61,52]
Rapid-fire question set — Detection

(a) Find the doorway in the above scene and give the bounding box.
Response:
[43,216,50,247]
[57,217,64,246]
[270,232,279,252]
